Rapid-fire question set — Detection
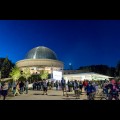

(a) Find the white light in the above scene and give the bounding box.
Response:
[53,71,62,80]
[69,63,72,65]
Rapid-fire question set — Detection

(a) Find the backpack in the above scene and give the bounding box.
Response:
[113,85,116,90]
[43,82,47,88]
[112,85,118,94]
[74,82,79,89]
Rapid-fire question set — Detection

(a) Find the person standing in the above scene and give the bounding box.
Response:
[12,81,16,92]
[85,82,95,100]
[19,81,24,94]
[61,78,66,96]
[79,81,83,93]
[68,80,70,92]
[33,80,35,90]
[42,80,48,95]
[55,81,59,90]
[47,81,50,90]
[25,80,29,94]
[2,82,8,100]
[36,81,39,90]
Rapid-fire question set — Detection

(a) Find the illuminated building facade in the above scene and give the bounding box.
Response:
[16,46,64,74]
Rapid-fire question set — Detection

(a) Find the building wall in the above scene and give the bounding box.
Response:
[21,66,62,74]
[16,59,63,68]
[16,59,64,75]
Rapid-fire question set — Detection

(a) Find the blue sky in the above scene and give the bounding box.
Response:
[0,20,120,69]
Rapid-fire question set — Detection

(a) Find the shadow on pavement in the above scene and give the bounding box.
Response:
[33,93,43,95]
[47,95,62,96]
[62,97,80,100]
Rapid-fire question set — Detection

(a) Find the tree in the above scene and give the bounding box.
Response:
[116,61,120,77]
[39,70,49,80]
[22,68,31,80]
[110,67,116,77]
[1,57,15,78]
[0,58,6,70]
[9,66,21,81]
[78,64,115,77]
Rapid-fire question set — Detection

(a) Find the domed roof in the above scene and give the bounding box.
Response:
[25,46,58,60]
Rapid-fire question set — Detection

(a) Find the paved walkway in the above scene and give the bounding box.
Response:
[0,89,104,100]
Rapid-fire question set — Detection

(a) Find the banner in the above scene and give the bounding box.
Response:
[53,70,62,80]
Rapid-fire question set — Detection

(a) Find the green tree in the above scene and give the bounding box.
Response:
[1,57,14,78]
[9,66,21,81]
[22,68,31,80]
[39,70,49,80]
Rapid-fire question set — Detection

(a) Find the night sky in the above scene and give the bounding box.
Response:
[0,20,120,69]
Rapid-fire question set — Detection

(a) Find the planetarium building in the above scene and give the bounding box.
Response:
[16,46,64,74]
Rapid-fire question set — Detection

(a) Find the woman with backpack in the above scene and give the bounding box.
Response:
[108,82,119,100]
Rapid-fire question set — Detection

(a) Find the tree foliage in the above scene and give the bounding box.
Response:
[9,66,21,81]
[22,68,31,80]
[39,70,49,80]
[116,61,120,77]
[78,64,116,77]
[0,57,15,78]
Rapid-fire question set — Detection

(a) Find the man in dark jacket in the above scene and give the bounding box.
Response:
[85,82,95,100]
[107,82,119,100]
[19,81,24,94]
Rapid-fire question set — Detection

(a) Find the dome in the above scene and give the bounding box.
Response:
[25,46,58,60]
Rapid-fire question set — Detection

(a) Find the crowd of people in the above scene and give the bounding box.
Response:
[0,80,29,100]
[0,78,120,100]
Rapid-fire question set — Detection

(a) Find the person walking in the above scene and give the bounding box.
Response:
[74,80,80,99]
[13,82,20,96]
[25,80,29,94]
[79,81,83,93]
